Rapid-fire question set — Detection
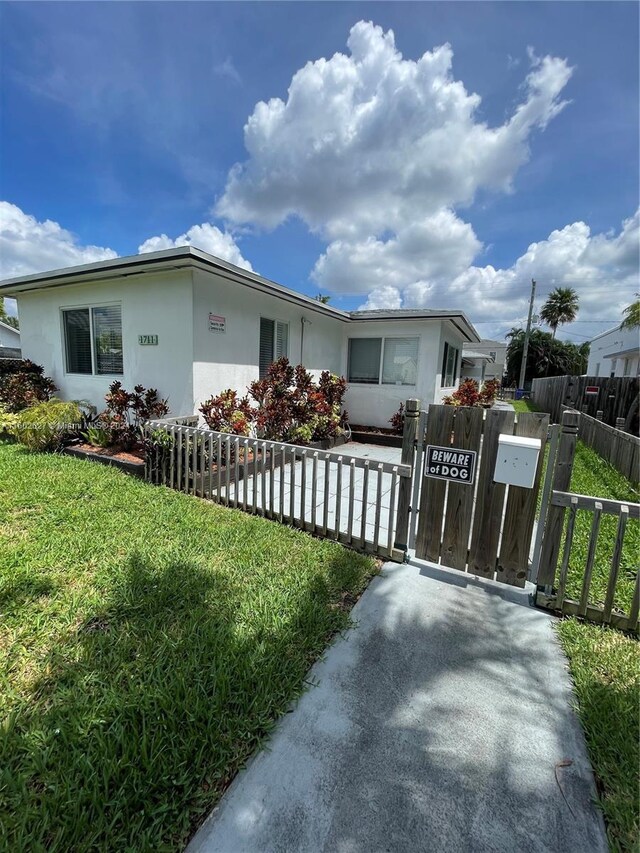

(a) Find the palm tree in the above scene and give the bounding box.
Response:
[620,296,640,329]
[539,287,579,337]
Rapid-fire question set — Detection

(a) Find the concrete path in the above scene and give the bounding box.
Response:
[189,561,607,853]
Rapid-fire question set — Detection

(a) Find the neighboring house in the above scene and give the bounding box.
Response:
[0,247,480,427]
[0,319,21,358]
[461,339,507,384]
[587,325,640,378]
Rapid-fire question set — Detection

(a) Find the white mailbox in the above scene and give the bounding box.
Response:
[494,434,541,489]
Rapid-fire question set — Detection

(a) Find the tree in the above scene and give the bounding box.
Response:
[620,296,640,330]
[505,328,588,384]
[539,287,579,337]
[315,294,331,304]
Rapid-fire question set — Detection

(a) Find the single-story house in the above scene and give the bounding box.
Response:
[0,319,21,358]
[587,325,639,379]
[461,339,507,384]
[0,247,480,428]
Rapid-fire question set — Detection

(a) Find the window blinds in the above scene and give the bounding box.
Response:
[92,306,123,375]
[63,309,92,374]
[382,337,418,385]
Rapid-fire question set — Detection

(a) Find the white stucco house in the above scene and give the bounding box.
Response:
[0,319,21,357]
[461,339,507,384]
[587,324,639,378]
[0,247,480,427]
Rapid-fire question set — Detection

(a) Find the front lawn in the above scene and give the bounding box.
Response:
[548,438,639,851]
[556,620,639,852]
[0,442,375,850]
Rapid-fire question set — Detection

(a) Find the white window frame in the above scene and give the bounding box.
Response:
[347,336,419,387]
[61,302,124,377]
[441,342,460,388]
[259,316,290,378]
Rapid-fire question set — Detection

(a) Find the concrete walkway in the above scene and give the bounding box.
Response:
[189,561,607,853]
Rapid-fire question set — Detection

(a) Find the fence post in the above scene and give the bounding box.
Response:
[537,409,580,591]
[393,398,420,556]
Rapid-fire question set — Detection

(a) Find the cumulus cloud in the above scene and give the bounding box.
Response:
[217,21,572,241]
[359,210,640,339]
[138,223,253,271]
[0,201,117,281]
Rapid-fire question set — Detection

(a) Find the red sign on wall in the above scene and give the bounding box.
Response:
[585,386,599,396]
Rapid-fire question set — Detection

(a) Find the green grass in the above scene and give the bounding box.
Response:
[0,442,376,851]
[562,442,639,612]
[547,437,639,851]
[511,398,540,414]
[556,620,639,852]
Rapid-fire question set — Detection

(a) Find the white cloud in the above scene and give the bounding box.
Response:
[217,21,572,242]
[138,223,253,271]
[358,210,639,340]
[0,201,117,280]
[312,209,480,294]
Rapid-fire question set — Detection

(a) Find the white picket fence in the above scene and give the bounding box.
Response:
[146,418,410,560]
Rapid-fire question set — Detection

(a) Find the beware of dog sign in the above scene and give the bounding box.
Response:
[425,445,477,485]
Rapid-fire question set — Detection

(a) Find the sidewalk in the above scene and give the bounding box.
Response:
[189,560,607,853]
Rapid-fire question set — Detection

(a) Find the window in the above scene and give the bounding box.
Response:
[610,358,617,379]
[624,358,631,377]
[382,337,418,385]
[348,337,418,385]
[489,350,496,360]
[259,317,289,378]
[594,362,600,377]
[348,338,381,384]
[441,342,459,387]
[63,305,123,375]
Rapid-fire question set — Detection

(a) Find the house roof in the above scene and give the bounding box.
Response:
[0,246,480,341]
[349,308,480,342]
[0,319,20,337]
[603,347,639,359]
[462,350,494,362]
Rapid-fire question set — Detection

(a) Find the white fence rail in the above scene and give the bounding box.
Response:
[146,420,410,560]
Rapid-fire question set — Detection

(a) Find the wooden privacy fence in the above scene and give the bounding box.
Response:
[560,406,639,484]
[531,375,639,429]
[536,410,639,633]
[409,404,550,587]
[145,418,410,561]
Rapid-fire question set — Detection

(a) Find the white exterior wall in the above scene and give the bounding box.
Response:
[462,340,507,381]
[0,322,20,348]
[587,325,640,377]
[461,362,485,383]
[15,270,194,414]
[191,269,345,411]
[344,319,464,428]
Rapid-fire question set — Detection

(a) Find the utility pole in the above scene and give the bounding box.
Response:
[518,278,536,391]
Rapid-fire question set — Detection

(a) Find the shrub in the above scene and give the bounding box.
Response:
[248,359,348,444]
[0,360,57,412]
[97,382,169,450]
[10,399,86,452]
[198,360,349,446]
[479,377,500,406]
[389,403,405,434]
[443,378,501,408]
[199,389,254,436]
[443,379,480,407]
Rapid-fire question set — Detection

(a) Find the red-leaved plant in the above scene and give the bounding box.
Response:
[443,377,500,408]
[389,403,405,434]
[98,381,169,449]
[199,359,348,445]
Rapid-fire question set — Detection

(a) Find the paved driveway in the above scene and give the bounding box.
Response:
[189,560,607,853]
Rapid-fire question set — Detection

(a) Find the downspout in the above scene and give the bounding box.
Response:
[301,317,311,365]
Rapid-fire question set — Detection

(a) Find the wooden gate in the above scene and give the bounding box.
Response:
[411,404,549,587]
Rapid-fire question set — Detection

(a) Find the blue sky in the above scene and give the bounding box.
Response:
[1,1,638,341]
